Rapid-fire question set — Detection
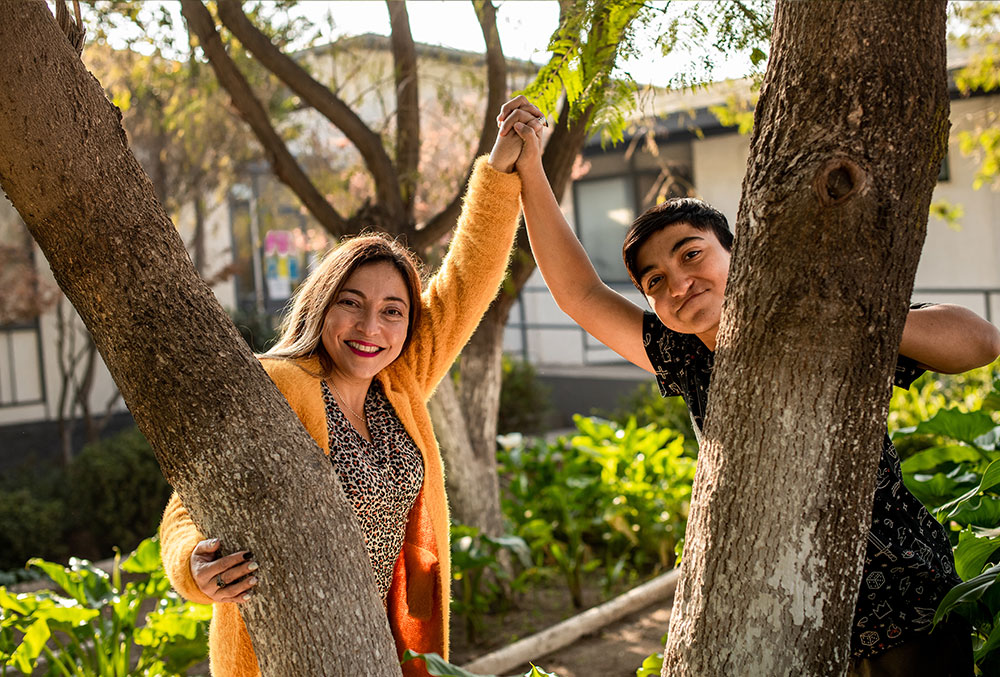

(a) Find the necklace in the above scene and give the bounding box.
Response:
[328,378,366,423]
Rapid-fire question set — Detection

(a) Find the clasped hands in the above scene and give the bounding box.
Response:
[488,95,546,173]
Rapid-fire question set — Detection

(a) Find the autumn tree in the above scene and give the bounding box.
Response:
[661,1,950,675]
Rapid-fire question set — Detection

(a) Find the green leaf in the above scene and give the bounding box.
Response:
[939,459,1000,515]
[948,495,1000,528]
[524,666,560,677]
[121,536,162,574]
[636,651,664,677]
[0,588,29,615]
[749,47,767,66]
[10,619,50,673]
[400,650,494,677]
[913,408,999,445]
[933,563,1000,626]
[975,617,1000,663]
[982,383,1000,413]
[31,606,99,627]
[901,445,984,473]
[975,427,1000,452]
[953,529,1000,580]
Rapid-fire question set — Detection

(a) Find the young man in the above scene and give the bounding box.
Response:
[501,96,1000,675]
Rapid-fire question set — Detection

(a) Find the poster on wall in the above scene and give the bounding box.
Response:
[264,230,299,301]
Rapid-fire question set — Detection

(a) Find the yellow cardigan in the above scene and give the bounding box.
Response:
[159,157,521,677]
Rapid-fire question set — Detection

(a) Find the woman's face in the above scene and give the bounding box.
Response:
[321,261,411,384]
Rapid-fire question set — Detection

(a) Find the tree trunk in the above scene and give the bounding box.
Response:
[662,2,949,675]
[0,4,401,675]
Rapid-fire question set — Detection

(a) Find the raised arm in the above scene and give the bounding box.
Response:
[899,303,1000,373]
[509,99,652,373]
[404,114,530,394]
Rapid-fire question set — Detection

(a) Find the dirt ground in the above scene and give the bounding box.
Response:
[451,581,673,677]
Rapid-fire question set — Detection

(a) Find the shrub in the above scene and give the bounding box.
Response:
[66,427,172,559]
[894,377,1000,674]
[0,489,66,571]
[498,355,553,435]
[603,381,696,453]
[499,416,695,603]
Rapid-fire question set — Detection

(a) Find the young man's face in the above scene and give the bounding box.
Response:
[635,223,731,349]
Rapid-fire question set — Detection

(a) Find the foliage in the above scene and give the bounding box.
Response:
[0,536,211,676]
[450,524,533,644]
[893,377,1000,673]
[66,428,172,560]
[401,650,561,677]
[499,415,695,605]
[951,2,1000,191]
[888,361,1000,460]
[0,490,67,574]
[498,356,554,435]
[0,427,168,572]
[603,381,696,453]
[519,0,647,146]
[635,650,664,677]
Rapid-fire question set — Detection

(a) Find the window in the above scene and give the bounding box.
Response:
[574,176,635,283]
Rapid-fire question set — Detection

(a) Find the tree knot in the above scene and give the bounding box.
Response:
[813,158,866,207]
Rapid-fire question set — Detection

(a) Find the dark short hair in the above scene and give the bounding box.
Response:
[622,198,733,290]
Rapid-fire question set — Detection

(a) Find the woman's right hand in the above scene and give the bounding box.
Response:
[190,538,259,604]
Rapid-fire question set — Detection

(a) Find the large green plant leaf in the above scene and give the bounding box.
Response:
[122,536,161,574]
[954,529,1000,580]
[933,563,1000,626]
[949,495,1000,527]
[9,618,49,673]
[400,650,494,677]
[940,459,1000,516]
[901,445,984,473]
[981,382,1000,413]
[976,618,1000,663]
[913,408,998,445]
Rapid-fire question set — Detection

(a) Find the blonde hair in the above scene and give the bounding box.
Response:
[264,233,423,375]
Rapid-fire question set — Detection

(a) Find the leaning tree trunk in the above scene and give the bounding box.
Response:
[0,4,400,675]
[662,1,949,675]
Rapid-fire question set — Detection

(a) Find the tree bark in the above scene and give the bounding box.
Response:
[662,2,949,675]
[0,3,401,675]
[387,0,420,221]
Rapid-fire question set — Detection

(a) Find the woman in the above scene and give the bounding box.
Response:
[159,104,544,677]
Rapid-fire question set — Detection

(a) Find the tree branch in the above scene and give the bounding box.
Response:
[214,0,405,229]
[416,0,508,250]
[179,0,350,238]
[387,0,420,222]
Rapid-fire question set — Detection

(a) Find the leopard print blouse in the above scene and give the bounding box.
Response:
[321,379,424,602]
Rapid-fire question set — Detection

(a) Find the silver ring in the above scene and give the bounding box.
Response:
[216,573,227,588]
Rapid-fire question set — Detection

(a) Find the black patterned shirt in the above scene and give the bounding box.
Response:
[321,379,424,603]
[642,311,960,658]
